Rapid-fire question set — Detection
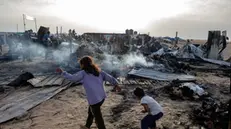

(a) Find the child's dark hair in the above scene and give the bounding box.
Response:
[79,56,101,76]
[133,87,145,98]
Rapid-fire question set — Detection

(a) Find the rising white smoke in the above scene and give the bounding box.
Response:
[14,39,161,76]
[123,52,154,67]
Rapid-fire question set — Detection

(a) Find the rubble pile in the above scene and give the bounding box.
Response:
[176,44,204,59]
[74,43,104,58]
[192,98,230,129]
[1,30,230,129]
[68,43,105,67]
[151,54,191,73]
[139,40,162,55]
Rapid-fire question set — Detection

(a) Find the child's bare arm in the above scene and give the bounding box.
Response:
[141,104,149,113]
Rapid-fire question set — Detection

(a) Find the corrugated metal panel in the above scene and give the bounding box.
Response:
[128,68,196,82]
[0,76,73,124]
[27,75,65,87]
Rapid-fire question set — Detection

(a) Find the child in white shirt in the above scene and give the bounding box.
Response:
[134,87,163,129]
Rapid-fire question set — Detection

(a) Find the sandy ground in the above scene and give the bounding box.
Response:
[0,60,230,129]
[0,43,230,129]
[0,79,229,129]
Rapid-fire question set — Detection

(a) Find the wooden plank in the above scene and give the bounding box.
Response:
[34,75,57,87]
[130,80,136,85]
[45,75,62,86]
[38,75,57,87]
[27,76,46,87]
[145,80,150,85]
[53,77,65,86]
[146,80,152,85]
[127,80,132,85]
[123,80,129,85]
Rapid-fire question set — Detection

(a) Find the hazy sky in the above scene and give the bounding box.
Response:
[0,0,230,39]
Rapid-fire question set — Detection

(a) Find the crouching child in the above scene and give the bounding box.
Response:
[133,87,163,129]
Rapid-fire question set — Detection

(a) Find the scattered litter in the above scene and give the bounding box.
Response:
[180,83,205,96]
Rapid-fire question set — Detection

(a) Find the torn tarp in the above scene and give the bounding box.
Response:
[176,44,204,59]
[128,68,195,81]
[151,48,178,57]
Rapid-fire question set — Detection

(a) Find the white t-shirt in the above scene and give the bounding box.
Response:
[141,95,163,115]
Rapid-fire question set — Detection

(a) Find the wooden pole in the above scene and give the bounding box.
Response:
[22,14,26,31]
[60,26,62,34]
[56,26,58,35]
[34,18,38,32]
[56,26,59,45]
[229,99,231,129]
[17,24,18,33]
[175,31,178,45]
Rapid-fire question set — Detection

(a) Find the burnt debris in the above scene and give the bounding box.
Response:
[192,98,230,129]
[7,72,34,87]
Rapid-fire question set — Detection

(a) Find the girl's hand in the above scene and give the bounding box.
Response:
[56,67,63,73]
[111,86,121,92]
[115,85,121,92]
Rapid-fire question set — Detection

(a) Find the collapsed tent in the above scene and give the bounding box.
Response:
[176,44,204,59]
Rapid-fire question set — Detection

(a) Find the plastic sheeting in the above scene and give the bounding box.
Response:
[128,68,195,81]
[180,83,205,96]
[176,44,204,59]
[151,48,178,56]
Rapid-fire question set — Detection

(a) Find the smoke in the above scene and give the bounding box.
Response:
[12,38,164,76]
[52,42,79,63]
[12,39,79,66]
[123,52,154,67]
[100,52,155,76]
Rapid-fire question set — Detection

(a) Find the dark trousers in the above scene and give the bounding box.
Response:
[141,112,163,129]
[85,99,106,129]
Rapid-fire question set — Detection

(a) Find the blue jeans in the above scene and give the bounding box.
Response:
[141,112,163,129]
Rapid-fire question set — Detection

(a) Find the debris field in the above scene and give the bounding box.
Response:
[0,30,230,129]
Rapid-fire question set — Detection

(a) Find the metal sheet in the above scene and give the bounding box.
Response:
[128,68,195,81]
[0,78,72,124]
[201,58,230,67]
[27,75,65,88]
